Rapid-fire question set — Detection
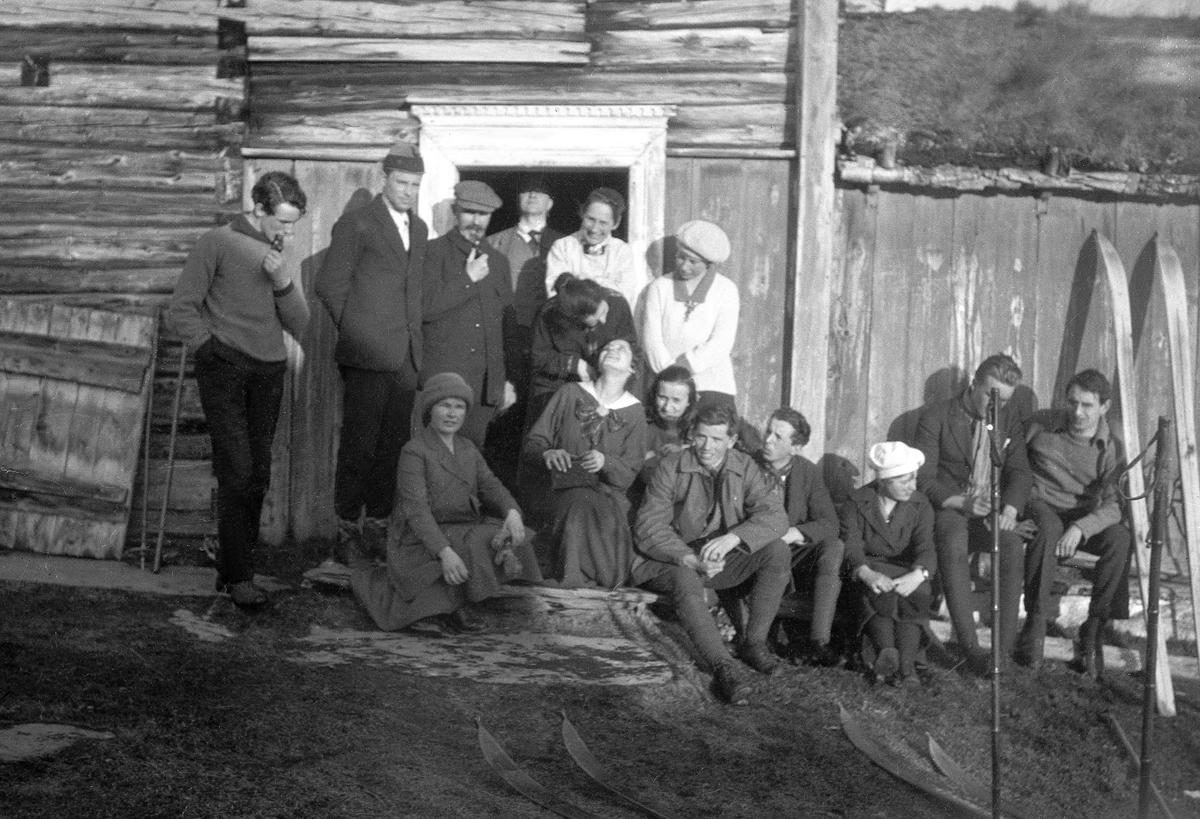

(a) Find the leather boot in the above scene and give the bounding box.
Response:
[1014,617,1047,669]
[1071,617,1105,679]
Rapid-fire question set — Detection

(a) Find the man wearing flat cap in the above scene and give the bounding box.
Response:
[421,180,515,448]
[316,142,428,564]
[487,174,565,483]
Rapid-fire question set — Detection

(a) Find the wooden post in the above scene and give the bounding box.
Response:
[787,0,838,454]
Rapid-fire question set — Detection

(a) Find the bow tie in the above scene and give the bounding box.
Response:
[583,242,606,256]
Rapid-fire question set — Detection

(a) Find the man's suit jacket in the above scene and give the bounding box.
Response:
[780,454,840,545]
[913,392,1032,514]
[315,195,427,372]
[421,230,512,406]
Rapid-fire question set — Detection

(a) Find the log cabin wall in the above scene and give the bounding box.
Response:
[828,183,1200,575]
[2,1,248,551]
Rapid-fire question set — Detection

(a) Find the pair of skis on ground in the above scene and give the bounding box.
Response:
[478,713,682,819]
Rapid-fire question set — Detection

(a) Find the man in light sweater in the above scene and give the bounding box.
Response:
[169,171,309,610]
[1020,369,1131,676]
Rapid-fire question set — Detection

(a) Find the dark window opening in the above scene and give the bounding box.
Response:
[467,168,629,242]
[21,56,50,87]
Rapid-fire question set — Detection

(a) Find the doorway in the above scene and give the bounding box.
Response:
[467,168,629,241]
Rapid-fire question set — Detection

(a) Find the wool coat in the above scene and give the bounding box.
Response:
[913,391,1032,513]
[779,454,840,545]
[421,230,512,407]
[315,195,427,373]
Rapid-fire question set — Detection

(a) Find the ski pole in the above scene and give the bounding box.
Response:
[1141,417,1173,818]
[987,386,1002,819]
[153,343,187,574]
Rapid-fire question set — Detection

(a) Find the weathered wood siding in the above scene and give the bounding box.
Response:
[829,184,1200,574]
[665,158,792,430]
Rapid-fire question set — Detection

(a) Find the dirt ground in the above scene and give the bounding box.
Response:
[2,542,1200,819]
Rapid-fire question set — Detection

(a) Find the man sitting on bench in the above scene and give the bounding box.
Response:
[1020,369,1131,676]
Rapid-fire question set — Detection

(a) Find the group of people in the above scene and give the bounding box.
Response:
[169,145,1133,705]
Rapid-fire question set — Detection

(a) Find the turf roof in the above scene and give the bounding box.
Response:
[838,6,1200,174]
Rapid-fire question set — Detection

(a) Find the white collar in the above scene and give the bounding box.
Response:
[580,381,639,410]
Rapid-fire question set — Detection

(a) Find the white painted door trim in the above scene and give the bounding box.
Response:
[410,104,676,282]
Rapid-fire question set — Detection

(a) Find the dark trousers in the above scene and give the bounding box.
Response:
[933,509,1024,655]
[1024,498,1132,621]
[194,346,286,585]
[335,364,418,521]
[641,540,791,668]
[791,537,845,643]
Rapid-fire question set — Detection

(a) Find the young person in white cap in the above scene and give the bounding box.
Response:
[840,441,937,687]
[642,220,740,412]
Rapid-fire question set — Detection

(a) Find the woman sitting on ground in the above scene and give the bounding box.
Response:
[351,372,542,636]
[527,273,637,432]
[525,339,648,588]
[840,441,937,687]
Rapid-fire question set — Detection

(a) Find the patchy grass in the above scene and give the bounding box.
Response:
[2,575,1200,819]
[840,8,1200,173]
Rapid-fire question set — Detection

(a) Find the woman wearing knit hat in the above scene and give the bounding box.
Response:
[350,372,542,636]
[641,220,740,412]
[839,441,937,687]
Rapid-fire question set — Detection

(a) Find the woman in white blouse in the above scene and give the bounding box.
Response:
[544,187,647,312]
[641,220,739,408]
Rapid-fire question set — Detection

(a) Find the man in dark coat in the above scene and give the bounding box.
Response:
[421,180,515,448]
[633,403,790,705]
[913,353,1032,675]
[760,407,844,666]
[315,143,427,562]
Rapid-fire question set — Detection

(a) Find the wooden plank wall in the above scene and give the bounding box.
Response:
[829,185,1200,575]
[0,5,247,551]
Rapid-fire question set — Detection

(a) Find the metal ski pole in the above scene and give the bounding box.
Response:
[987,386,1002,819]
[1141,417,1173,818]
[153,343,187,574]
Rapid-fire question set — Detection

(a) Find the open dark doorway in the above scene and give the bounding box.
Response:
[466,168,629,242]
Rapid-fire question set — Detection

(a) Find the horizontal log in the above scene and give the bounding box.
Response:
[0,223,209,244]
[3,64,244,113]
[6,1,222,32]
[0,267,180,295]
[0,143,229,192]
[2,237,190,268]
[591,0,792,30]
[835,156,1200,199]
[232,0,584,38]
[0,187,233,226]
[0,28,218,64]
[0,331,151,393]
[3,293,171,312]
[147,432,210,461]
[0,466,129,507]
[592,28,791,69]
[0,105,243,150]
[668,146,796,159]
[251,67,790,110]
[137,459,216,512]
[247,36,591,64]
[667,103,791,148]
[127,506,215,538]
[152,377,204,426]
[0,502,126,559]
[249,110,420,145]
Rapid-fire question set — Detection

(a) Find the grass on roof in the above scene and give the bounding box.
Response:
[839,6,1200,174]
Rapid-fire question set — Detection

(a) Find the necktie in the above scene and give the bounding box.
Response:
[528,230,541,246]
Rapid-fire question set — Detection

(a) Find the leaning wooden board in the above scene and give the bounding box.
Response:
[1092,232,1175,716]
[0,299,156,559]
[1151,235,1200,680]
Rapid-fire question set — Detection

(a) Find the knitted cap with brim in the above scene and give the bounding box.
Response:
[676,219,731,264]
[868,441,925,480]
[414,372,474,431]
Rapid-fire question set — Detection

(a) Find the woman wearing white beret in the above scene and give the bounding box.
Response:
[641,220,740,410]
[839,441,937,688]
